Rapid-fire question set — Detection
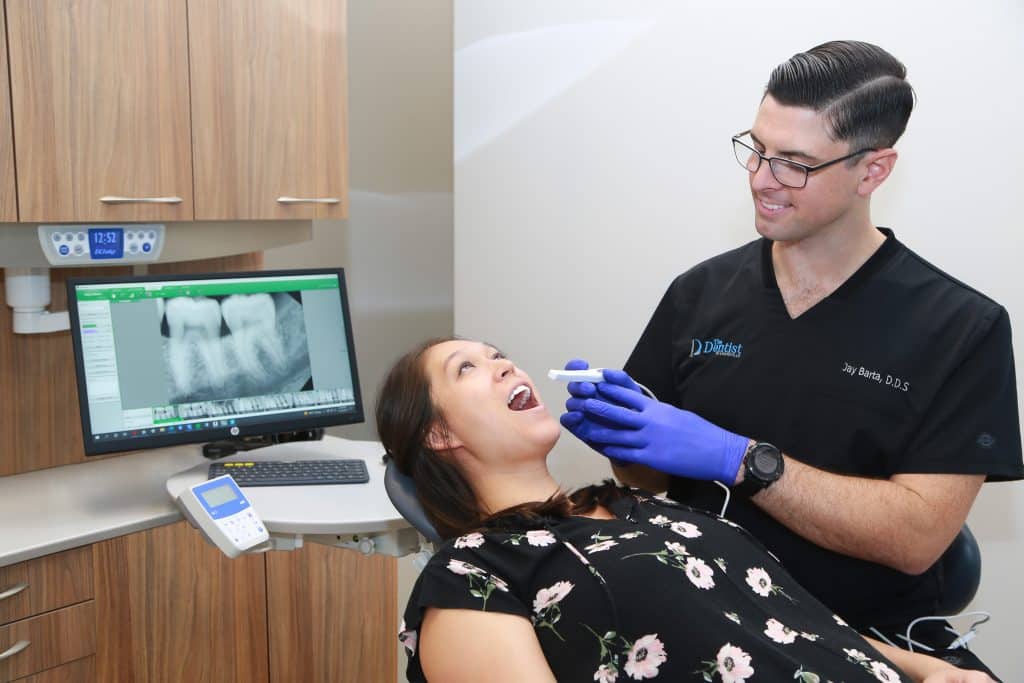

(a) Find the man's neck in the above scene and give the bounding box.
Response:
[771,222,886,318]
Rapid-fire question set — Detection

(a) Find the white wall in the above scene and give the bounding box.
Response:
[264,3,453,682]
[455,0,1024,678]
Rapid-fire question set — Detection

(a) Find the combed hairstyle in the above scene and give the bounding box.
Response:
[766,40,915,154]
[375,337,629,540]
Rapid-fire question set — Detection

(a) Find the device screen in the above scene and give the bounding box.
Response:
[201,483,238,508]
[68,269,364,455]
[88,227,124,259]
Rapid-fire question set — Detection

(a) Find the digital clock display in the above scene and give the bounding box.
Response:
[88,228,124,259]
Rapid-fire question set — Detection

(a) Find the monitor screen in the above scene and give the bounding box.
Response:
[67,268,363,456]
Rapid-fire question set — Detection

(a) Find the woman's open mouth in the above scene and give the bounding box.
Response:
[507,384,539,411]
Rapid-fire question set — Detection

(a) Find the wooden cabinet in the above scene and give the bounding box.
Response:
[0,8,17,222]
[188,0,348,220]
[3,0,347,224]
[92,521,269,683]
[266,543,396,682]
[0,548,95,683]
[6,0,194,223]
[90,523,396,683]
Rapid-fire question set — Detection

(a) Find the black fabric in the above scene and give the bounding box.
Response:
[401,494,915,681]
[623,228,1024,633]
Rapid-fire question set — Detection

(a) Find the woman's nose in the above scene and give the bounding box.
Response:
[495,358,515,379]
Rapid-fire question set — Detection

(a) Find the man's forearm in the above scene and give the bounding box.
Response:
[748,455,983,574]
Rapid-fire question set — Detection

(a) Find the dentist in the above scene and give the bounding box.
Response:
[561,40,1023,666]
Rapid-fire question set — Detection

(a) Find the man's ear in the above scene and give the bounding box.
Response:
[426,424,462,452]
[857,148,898,197]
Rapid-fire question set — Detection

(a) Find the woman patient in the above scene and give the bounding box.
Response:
[377,338,992,683]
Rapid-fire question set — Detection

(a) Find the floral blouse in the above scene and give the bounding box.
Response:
[400,493,911,682]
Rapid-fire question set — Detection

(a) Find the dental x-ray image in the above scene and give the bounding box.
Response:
[159,292,313,405]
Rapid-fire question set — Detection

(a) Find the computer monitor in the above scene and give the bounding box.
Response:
[67,268,364,456]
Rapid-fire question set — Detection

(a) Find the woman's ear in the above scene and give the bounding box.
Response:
[426,423,462,452]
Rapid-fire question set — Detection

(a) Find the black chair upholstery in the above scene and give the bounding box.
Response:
[383,455,442,547]
[935,524,982,616]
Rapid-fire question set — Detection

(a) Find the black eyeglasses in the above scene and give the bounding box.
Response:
[731,130,875,188]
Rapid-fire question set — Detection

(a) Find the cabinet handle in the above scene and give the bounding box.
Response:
[276,196,340,205]
[0,640,30,661]
[0,582,28,601]
[99,196,183,204]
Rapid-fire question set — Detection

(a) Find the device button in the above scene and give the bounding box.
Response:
[126,230,135,240]
[128,243,139,254]
[142,242,152,253]
[147,230,156,240]
[76,232,85,241]
[73,244,84,255]
[58,244,70,256]
[51,232,61,243]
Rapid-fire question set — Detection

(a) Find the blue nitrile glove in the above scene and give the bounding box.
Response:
[559,362,648,469]
[572,369,750,484]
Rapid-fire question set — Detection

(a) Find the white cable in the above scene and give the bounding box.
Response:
[903,611,991,653]
[713,480,732,517]
[868,627,898,648]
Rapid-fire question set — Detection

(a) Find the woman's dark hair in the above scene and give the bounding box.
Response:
[375,337,629,539]
[766,40,915,153]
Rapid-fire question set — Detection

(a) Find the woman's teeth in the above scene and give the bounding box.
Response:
[508,385,533,411]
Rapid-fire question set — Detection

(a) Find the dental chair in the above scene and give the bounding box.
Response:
[383,455,441,568]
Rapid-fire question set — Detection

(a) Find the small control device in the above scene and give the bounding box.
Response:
[38,224,165,265]
[177,474,269,558]
[547,368,606,383]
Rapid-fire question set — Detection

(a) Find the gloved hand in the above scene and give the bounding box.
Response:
[568,369,750,484]
[559,359,645,457]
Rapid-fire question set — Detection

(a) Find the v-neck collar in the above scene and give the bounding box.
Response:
[759,227,900,319]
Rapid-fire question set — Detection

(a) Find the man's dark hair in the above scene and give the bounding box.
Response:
[766,40,914,153]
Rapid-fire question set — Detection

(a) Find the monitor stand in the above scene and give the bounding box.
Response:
[201,428,325,460]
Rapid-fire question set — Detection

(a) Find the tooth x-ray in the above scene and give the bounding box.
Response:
[160,292,313,404]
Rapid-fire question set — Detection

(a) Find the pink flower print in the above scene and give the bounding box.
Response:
[527,530,556,546]
[533,580,574,612]
[586,539,618,553]
[763,618,797,644]
[715,643,754,683]
[648,515,671,526]
[834,614,849,627]
[623,634,667,680]
[491,575,510,592]
[594,664,619,683]
[664,541,688,556]
[745,567,773,596]
[398,624,418,655]
[447,559,483,576]
[843,648,868,662]
[684,557,715,589]
[454,532,485,548]
[799,632,819,642]
[619,531,645,539]
[723,611,741,625]
[869,661,901,682]
[670,520,702,538]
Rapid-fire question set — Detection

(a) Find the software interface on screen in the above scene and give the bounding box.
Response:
[70,271,360,453]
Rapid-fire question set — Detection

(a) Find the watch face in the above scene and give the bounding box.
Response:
[750,444,783,479]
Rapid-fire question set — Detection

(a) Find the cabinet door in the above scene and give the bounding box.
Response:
[0,8,17,222]
[266,544,396,683]
[93,521,269,683]
[7,0,193,222]
[189,0,348,220]
[0,601,95,681]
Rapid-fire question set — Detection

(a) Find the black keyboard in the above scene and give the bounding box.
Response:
[208,459,370,487]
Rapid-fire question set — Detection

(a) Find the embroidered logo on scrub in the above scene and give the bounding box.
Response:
[690,338,743,358]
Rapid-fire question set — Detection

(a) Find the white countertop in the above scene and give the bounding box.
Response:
[0,436,407,567]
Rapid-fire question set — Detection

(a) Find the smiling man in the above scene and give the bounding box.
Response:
[561,41,1022,671]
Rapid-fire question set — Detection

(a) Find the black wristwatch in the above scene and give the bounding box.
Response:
[733,442,784,499]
